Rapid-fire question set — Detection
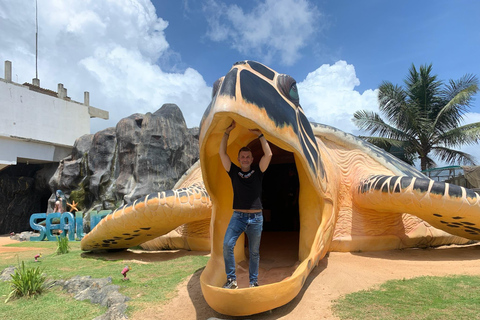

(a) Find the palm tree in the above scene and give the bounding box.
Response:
[353,63,480,171]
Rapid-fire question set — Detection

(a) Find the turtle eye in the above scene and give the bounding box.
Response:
[277,74,299,106]
[212,77,224,98]
[289,83,299,101]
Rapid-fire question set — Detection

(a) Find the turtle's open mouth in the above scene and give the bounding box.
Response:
[199,116,330,315]
[229,127,303,283]
[198,60,333,316]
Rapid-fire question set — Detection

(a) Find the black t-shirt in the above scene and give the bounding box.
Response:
[227,163,264,210]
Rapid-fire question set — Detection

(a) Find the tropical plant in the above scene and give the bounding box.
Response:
[55,235,70,255]
[5,261,47,302]
[353,63,480,171]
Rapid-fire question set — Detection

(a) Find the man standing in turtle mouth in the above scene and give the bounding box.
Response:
[219,120,273,289]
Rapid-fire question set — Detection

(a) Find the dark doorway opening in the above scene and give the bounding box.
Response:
[262,162,300,232]
[247,140,300,232]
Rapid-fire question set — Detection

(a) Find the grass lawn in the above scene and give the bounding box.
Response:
[3,240,480,320]
[332,275,480,320]
[0,240,209,320]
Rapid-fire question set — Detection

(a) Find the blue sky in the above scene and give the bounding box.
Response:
[1,0,479,167]
[156,0,480,93]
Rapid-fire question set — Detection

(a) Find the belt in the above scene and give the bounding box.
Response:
[234,210,262,216]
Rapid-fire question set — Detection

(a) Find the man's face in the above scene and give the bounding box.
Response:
[238,151,254,169]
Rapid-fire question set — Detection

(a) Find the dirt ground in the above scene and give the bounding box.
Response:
[3,236,480,320]
[134,241,480,320]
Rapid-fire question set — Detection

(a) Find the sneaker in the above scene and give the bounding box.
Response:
[249,281,259,288]
[223,278,238,289]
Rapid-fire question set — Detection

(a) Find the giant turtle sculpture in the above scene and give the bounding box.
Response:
[81,60,480,316]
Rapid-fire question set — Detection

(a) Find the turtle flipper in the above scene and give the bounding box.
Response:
[80,185,212,251]
[354,175,480,240]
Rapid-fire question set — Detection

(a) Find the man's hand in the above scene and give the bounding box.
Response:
[226,121,236,134]
[249,128,262,137]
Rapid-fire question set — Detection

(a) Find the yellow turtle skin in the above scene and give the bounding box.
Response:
[82,61,480,316]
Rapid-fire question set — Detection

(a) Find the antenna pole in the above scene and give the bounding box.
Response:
[35,0,38,79]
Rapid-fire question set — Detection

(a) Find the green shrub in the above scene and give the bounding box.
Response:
[55,236,70,255]
[5,261,47,303]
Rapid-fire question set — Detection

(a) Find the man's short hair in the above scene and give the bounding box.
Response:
[238,146,252,156]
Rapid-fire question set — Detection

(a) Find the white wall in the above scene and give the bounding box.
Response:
[0,80,93,166]
[0,81,91,146]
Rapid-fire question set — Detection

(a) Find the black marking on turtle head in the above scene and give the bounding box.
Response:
[200,99,215,128]
[433,213,442,217]
[298,110,324,179]
[140,227,151,230]
[240,69,320,175]
[240,70,296,129]
[247,61,275,80]
[133,230,140,233]
[124,237,134,240]
[234,60,248,66]
[219,68,237,98]
[452,216,464,220]
[461,222,476,226]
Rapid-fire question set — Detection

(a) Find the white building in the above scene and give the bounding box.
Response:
[0,60,108,171]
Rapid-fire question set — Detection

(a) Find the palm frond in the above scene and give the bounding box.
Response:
[436,122,480,147]
[432,146,477,166]
[405,64,442,116]
[352,110,409,140]
[434,76,479,131]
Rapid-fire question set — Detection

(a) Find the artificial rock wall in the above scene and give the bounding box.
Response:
[0,103,199,234]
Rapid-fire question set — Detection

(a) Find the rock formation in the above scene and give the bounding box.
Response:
[49,103,199,228]
[0,103,199,234]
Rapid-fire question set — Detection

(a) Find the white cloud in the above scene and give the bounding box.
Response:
[297,62,480,168]
[298,60,379,133]
[0,0,211,132]
[204,0,321,66]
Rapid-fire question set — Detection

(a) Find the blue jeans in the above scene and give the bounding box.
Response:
[223,211,263,284]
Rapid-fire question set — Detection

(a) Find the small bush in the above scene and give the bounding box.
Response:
[5,261,47,302]
[56,236,70,255]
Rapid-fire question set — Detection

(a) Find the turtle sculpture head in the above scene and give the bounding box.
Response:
[199,60,336,315]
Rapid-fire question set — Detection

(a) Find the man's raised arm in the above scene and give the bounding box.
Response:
[219,121,236,172]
